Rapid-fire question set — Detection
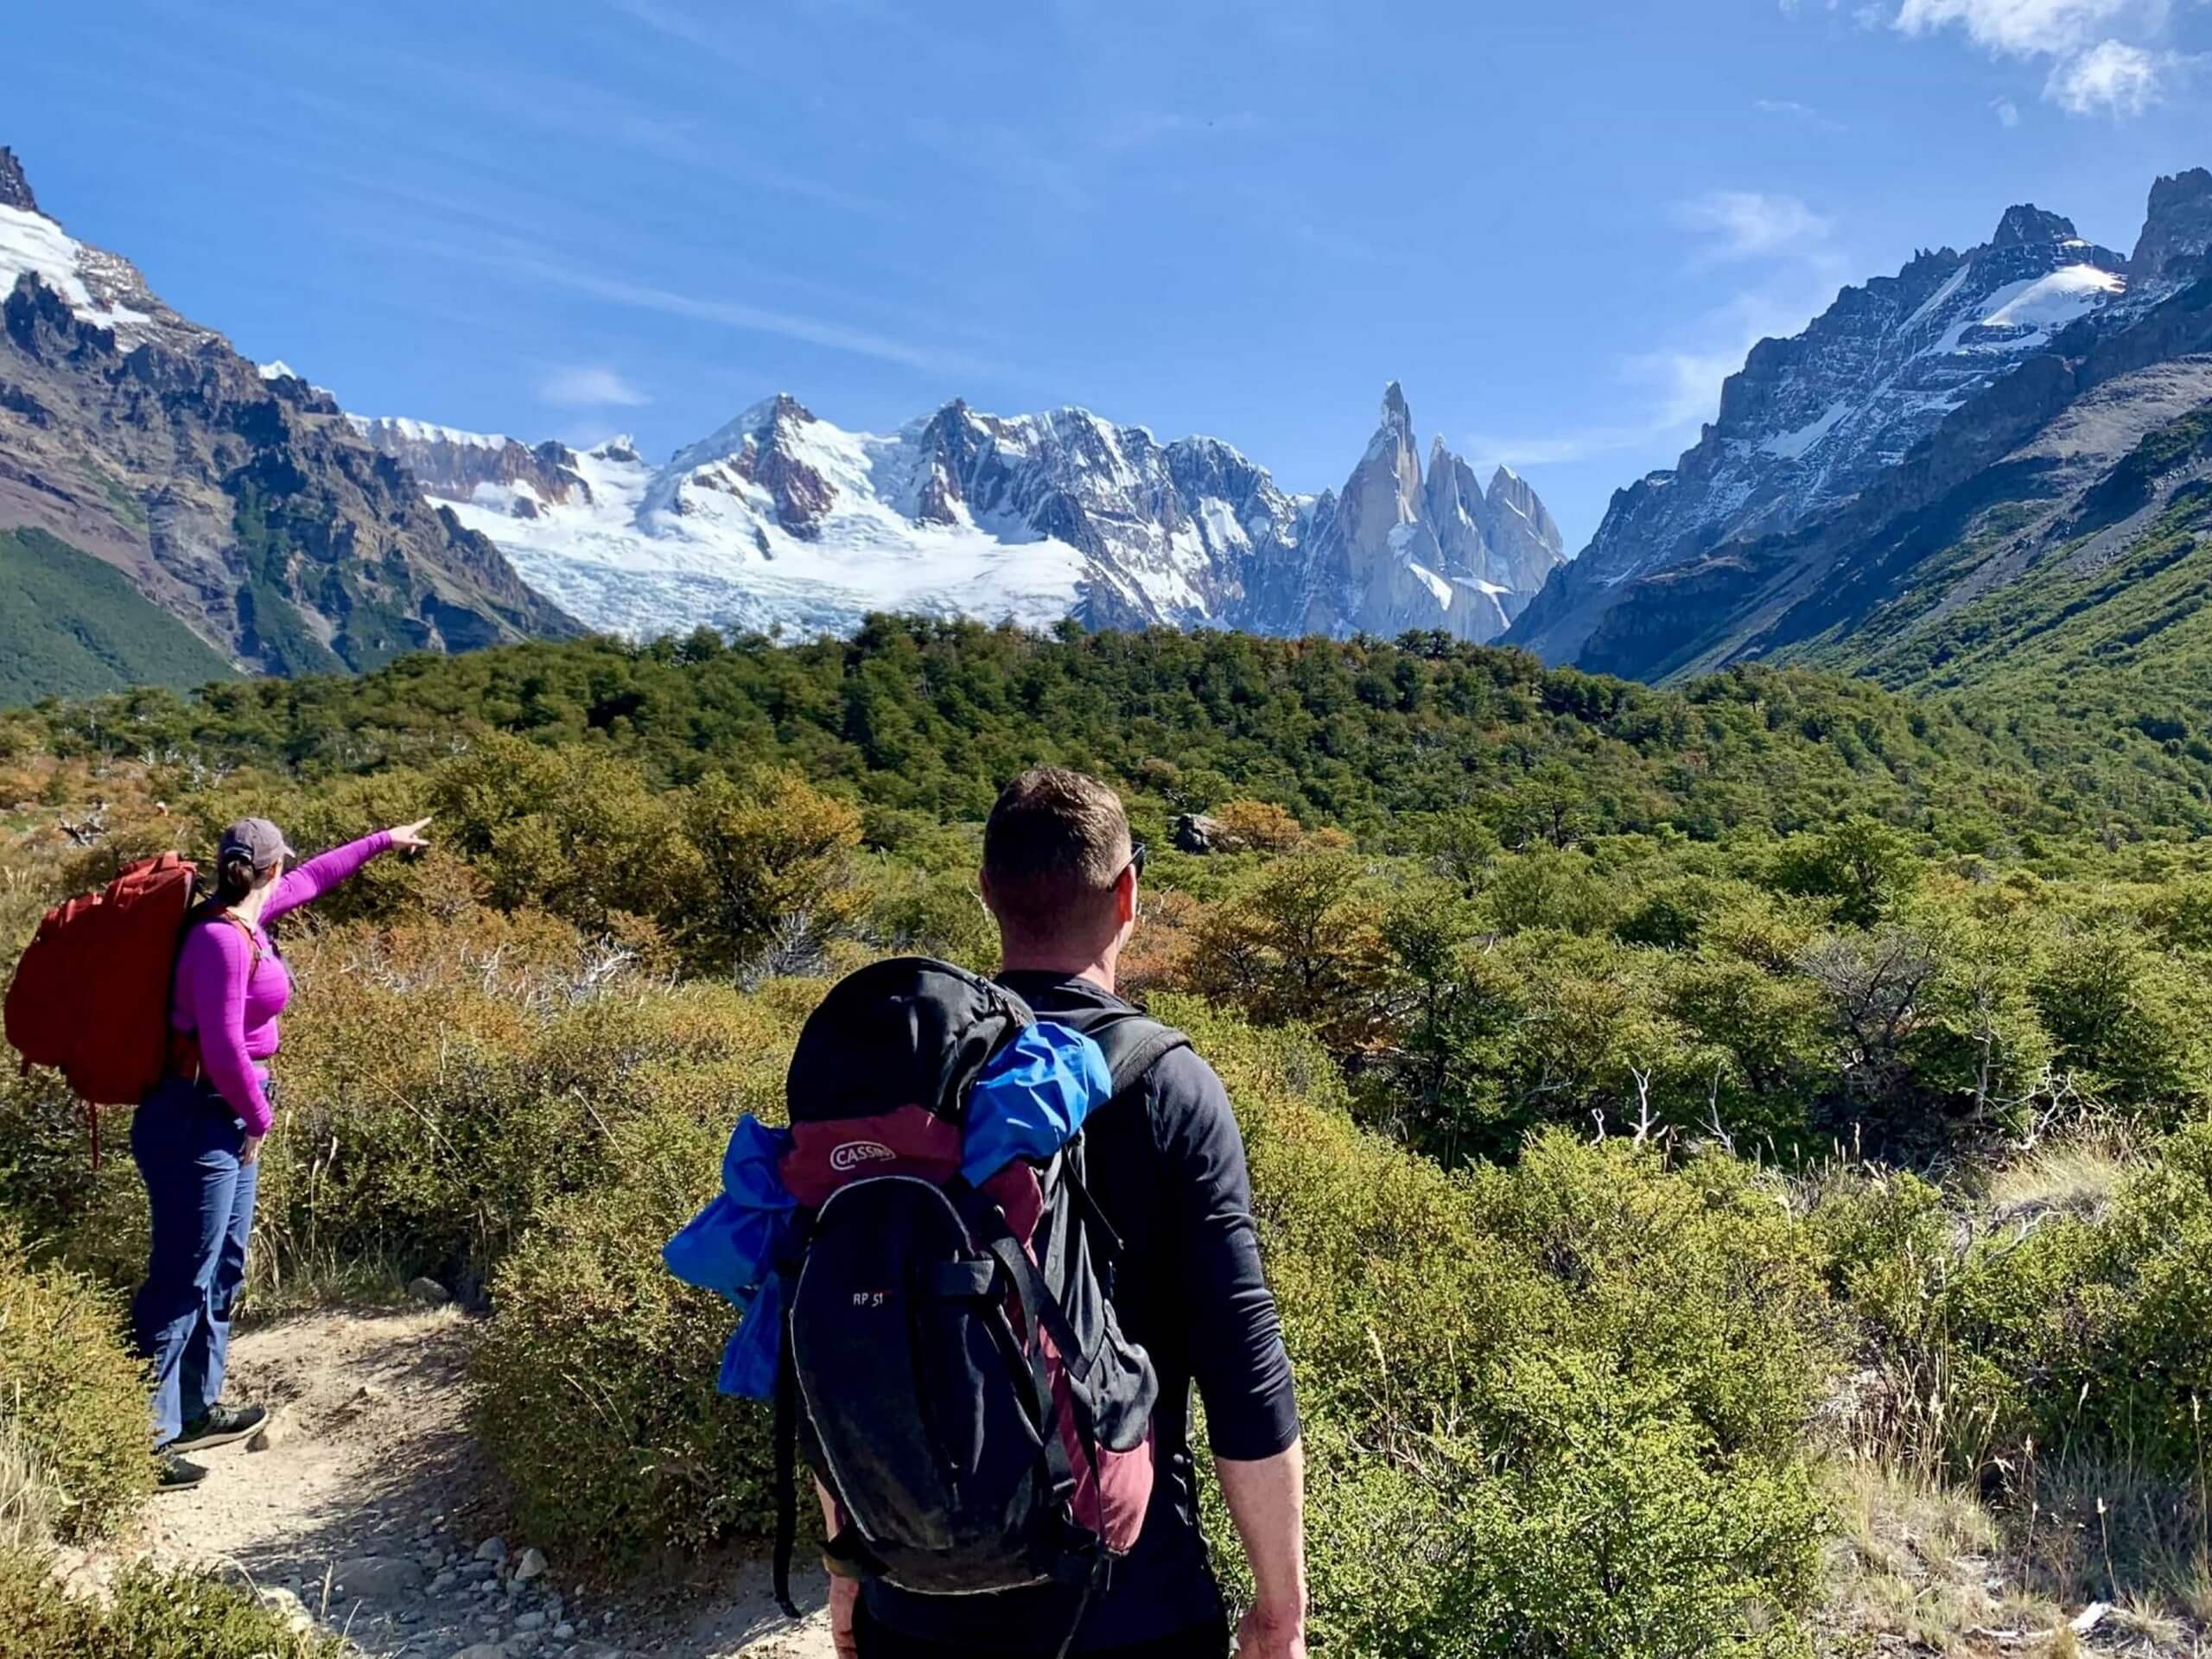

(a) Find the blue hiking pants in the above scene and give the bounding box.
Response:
[130,1076,259,1447]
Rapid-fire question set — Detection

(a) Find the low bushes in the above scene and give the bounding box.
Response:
[0,1546,347,1658]
[472,1092,791,1558]
[474,990,1840,1654]
[1808,1119,2212,1500]
[0,906,805,1303]
[1176,999,1834,1656]
[1946,1122,2212,1484]
[0,1230,151,1542]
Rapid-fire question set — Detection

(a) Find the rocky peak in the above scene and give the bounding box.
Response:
[736,391,814,443]
[0,147,36,214]
[688,392,833,538]
[1378,380,1414,439]
[1991,204,2077,249]
[1487,467,1559,543]
[2133,168,2212,283]
[1422,438,1489,579]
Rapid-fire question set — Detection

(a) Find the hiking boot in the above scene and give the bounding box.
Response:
[171,1402,267,1452]
[156,1452,209,1491]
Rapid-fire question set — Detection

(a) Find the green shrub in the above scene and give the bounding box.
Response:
[1163,999,1836,1655]
[1430,1362,1824,1659]
[0,1071,149,1289]
[0,1230,152,1541]
[472,1119,778,1559]
[0,1545,348,1657]
[1933,1121,2212,1481]
[472,1001,806,1559]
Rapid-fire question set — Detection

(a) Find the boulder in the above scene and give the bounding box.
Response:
[513,1546,548,1582]
[1172,812,1225,855]
[334,1554,425,1599]
[408,1276,454,1306]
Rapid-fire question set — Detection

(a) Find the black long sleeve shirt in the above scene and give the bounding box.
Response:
[862,972,1301,1653]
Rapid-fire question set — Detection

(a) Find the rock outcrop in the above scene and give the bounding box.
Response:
[2133,168,2212,284]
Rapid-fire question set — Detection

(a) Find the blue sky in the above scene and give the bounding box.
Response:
[6,0,2208,550]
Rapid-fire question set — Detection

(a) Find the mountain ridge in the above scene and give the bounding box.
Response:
[1507,166,2212,683]
[358,378,1567,645]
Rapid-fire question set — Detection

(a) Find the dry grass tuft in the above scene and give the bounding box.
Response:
[1984,1130,2134,1224]
[0,1422,55,1554]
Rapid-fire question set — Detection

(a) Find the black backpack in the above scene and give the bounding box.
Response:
[770,958,1186,1647]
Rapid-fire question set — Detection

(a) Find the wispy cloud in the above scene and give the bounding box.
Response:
[1472,199,1848,473]
[1752,97,1849,130]
[362,226,1005,379]
[906,116,1092,212]
[539,365,652,408]
[1890,0,2189,118]
[1993,94,2024,124]
[402,55,899,220]
[1894,0,2140,57]
[1678,190,1836,262]
[1097,109,1266,152]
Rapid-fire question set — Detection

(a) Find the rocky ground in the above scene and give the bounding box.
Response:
[57,1305,836,1659]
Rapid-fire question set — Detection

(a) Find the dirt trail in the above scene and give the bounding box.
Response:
[76,1306,836,1659]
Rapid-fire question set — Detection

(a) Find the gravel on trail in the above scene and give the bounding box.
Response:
[60,1305,834,1659]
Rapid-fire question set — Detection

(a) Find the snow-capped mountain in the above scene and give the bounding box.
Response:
[0,147,215,357]
[1511,168,2212,683]
[1509,177,2212,667]
[357,383,1565,644]
[0,147,570,678]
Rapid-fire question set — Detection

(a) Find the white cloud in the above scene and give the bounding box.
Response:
[2046,36,2172,111]
[538,365,652,408]
[1993,94,2024,122]
[1678,191,1836,261]
[1891,0,2160,57]
[1890,0,2182,117]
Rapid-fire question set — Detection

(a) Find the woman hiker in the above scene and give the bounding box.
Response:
[137,813,432,1488]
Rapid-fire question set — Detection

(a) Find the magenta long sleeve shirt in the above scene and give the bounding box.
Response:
[168,831,391,1135]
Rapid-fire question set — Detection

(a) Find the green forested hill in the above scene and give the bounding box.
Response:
[16,616,2212,845]
[0,528,235,703]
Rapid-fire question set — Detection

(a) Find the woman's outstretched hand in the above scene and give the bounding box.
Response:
[388,816,435,852]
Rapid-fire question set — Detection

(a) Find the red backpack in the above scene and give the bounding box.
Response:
[5,852,200,1161]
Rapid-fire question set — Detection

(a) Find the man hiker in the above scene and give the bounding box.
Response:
[830,766,1307,1659]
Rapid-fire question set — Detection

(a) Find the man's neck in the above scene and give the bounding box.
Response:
[998,950,1116,995]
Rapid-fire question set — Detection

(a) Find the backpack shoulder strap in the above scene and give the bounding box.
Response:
[1044,1007,1192,1100]
[203,910,264,976]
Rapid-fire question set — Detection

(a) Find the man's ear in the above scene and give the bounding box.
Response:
[1115,864,1139,927]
